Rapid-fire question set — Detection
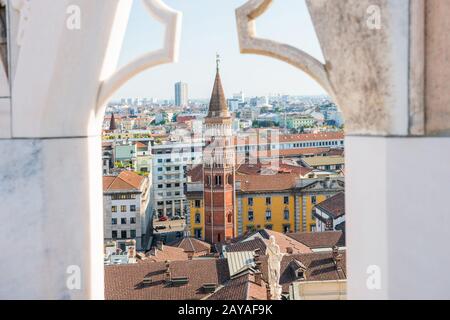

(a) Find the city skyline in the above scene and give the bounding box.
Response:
[114,0,326,100]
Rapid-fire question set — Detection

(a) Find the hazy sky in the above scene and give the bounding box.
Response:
[114,0,326,100]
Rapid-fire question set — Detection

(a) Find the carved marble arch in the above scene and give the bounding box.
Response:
[236,0,423,136]
[9,0,182,138]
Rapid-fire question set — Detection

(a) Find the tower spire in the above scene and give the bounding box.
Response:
[207,54,228,118]
[109,112,117,131]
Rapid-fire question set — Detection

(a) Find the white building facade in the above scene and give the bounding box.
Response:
[103,171,151,250]
[152,141,203,217]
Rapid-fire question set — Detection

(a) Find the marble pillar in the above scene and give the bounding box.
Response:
[0,137,104,299]
[0,0,181,299]
[236,0,450,299]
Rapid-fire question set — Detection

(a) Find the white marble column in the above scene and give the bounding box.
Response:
[346,136,450,299]
[0,0,181,299]
[236,0,450,299]
[0,137,104,299]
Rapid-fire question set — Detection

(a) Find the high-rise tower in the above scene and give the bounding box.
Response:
[203,55,236,244]
[175,81,188,106]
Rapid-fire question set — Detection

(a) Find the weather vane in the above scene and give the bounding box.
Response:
[216,53,221,71]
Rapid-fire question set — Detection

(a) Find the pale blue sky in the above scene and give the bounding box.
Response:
[114,0,325,100]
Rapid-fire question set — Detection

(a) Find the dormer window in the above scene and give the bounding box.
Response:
[296,269,305,280]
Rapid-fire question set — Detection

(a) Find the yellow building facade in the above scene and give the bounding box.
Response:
[187,178,344,240]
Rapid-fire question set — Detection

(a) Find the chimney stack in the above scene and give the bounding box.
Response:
[286,247,294,254]
[255,272,263,286]
[266,284,272,300]
[165,260,171,283]
[187,252,194,260]
[332,246,341,264]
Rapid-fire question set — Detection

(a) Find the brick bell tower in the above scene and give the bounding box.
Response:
[203,55,236,244]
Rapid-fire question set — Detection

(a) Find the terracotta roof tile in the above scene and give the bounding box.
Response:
[105,259,230,300]
[315,192,345,218]
[145,246,189,262]
[167,237,211,254]
[287,231,345,249]
[103,171,145,192]
[236,172,299,192]
[260,251,347,293]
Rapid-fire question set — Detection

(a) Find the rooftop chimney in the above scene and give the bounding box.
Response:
[332,246,341,264]
[164,260,171,283]
[286,247,294,254]
[266,284,272,300]
[255,272,263,286]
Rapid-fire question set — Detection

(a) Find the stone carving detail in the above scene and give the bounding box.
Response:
[236,0,419,136]
[266,235,283,300]
[11,0,30,47]
[97,0,182,107]
[11,0,182,138]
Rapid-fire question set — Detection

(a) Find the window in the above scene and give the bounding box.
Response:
[195,213,201,224]
[111,206,117,213]
[227,214,232,223]
[121,205,126,212]
[175,166,180,171]
[265,210,272,221]
[195,200,201,208]
[167,184,172,188]
[111,218,117,225]
[158,184,163,189]
[130,217,136,224]
[284,209,289,220]
[157,159,163,163]
[284,196,289,205]
[175,191,180,196]
[194,228,202,239]
[112,231,117,239]
[130,205,136,212]
[248,210,254,222]
[112,194,134,200]
[121,218,127,225]
[157,167,163,172]
[311,196,317,205]
[130,230,136,238]
[215,175,222,186]
[266,197,271,205]
[121,230,127,239]
[248,197,253,206]
[158,176,163,180]
[175,183,180,187]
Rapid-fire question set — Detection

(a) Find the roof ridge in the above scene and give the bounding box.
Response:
[115,176,139,190]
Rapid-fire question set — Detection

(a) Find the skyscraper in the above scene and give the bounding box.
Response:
[174,81,188,106]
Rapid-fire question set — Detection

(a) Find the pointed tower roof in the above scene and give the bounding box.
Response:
[109,113,117,131]
[207,54,229,118]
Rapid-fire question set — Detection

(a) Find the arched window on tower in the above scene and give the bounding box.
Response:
[215,175,222,186]
[227,213,232,223]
